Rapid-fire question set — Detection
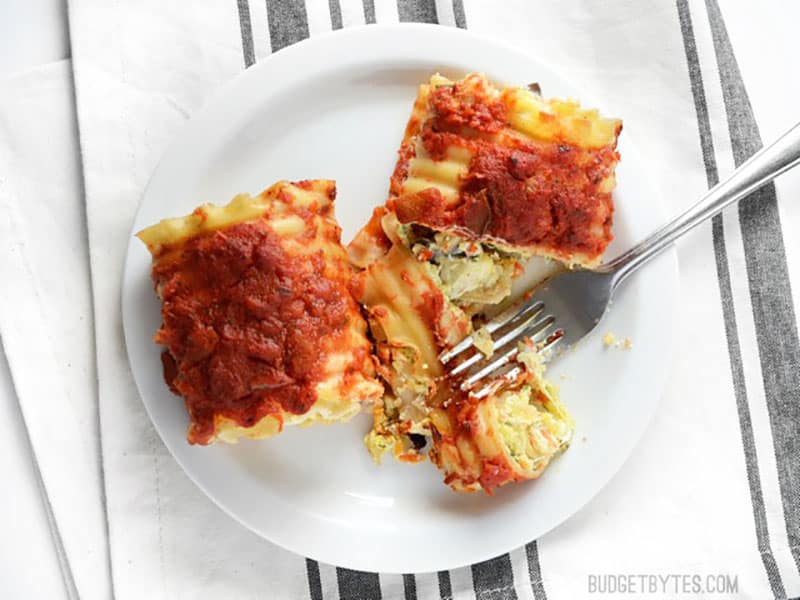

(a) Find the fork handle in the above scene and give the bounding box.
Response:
[605,120,800,286]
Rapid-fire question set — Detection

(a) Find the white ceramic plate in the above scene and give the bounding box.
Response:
[122,24,679,573]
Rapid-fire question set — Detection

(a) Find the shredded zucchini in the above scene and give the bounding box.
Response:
[408,232,521,307]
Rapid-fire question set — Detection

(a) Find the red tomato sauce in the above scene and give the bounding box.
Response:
[390,78,619,261]
[152,221,352,444]
[393,137,618,259]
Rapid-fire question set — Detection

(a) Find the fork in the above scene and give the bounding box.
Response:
[441,121,800,397]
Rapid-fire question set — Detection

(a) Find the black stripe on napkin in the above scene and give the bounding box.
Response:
[362,0,376,24]
[306,558,324,600]
[438,570,453,599]
[337,568,382,600]
[451,0,467,29]
[329,0,344,30]
[706,0,800,576]
[677,1,786,596]
[403,573,418,600]
[235,0,256,67]
[266,0,310,52]
[397,0,438,23]
[526,542,548,600]
[472,554,517,600]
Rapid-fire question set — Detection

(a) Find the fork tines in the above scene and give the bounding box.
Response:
[439,298,564,397]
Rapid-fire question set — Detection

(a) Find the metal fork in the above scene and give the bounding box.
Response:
[442,121,800,397]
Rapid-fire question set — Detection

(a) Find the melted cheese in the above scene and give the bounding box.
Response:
[137,180,335,256]
[426,73,621,149]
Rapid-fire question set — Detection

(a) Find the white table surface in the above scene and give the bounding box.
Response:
[0,1,73,598]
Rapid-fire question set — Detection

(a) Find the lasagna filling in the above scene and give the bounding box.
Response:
[493,354,573,475]
[426,343,573,494]
[403,226,524,310]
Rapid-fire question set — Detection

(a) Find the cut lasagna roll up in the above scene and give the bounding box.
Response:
[138,180,383,445]
[352,211,573,493]
[351,73,620,493]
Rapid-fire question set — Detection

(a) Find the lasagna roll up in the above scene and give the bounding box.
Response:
[390,73,621,268]
[351,73,621,493]
[138,180,383,444]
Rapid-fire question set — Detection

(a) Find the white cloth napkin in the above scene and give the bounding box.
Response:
[0,60,111,600]
[61,0,800,598]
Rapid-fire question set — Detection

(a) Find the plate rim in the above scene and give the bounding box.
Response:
[122,22,680,573]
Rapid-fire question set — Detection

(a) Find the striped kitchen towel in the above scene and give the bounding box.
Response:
[65,0,800,598]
